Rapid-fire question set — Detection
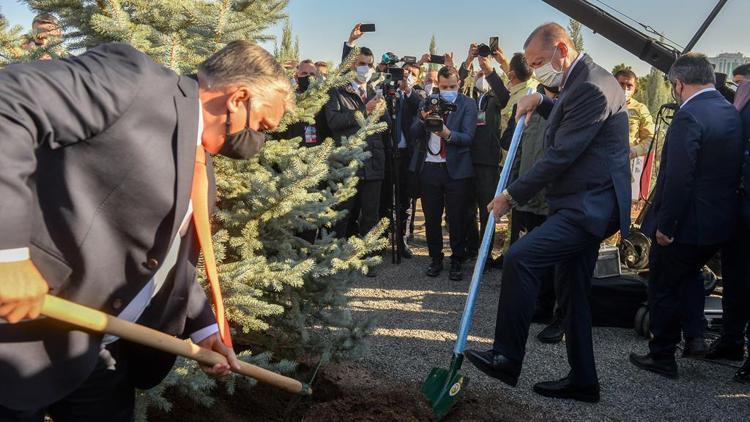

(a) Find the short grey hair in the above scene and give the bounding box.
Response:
[668,52,715,86]
[524,22,575,52]
[198,40,294,110]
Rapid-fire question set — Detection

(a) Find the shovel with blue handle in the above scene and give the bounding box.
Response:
[420,109,529,420]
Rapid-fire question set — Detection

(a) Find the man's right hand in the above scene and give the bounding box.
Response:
[465,43,478,67]
[0,260,49,323]
[515,93,544,127]
[348,23,364,45]
[366,97,383,114]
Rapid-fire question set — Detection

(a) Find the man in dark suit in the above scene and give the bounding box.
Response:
[410,66,477,281]
[325,46,387,245]
[630,53,744,379]
[465,23,631,403]
[0,41,293,420]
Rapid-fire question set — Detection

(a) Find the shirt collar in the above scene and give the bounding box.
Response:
[681,87,716,108]
[351,80,366,92]
[561,53,584,90]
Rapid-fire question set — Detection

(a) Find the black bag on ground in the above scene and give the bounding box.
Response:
[590,274,648,328]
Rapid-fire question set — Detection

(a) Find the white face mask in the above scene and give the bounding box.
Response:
[624,89,634,100]
[424,82,435,94]
[406,74,417,87]
[534,47,565,88]
[475,76,489,93]
[355,65,374,83]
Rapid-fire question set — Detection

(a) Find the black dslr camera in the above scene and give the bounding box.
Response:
[422,93,457,132]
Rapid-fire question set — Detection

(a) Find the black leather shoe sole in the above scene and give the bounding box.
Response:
[532,384,600,403]
[425,267,442,277]
[629,354,678,379]
[465,353,520,387]
[706,347,745,361]
[682,348,707,359]
[537,329,564,344]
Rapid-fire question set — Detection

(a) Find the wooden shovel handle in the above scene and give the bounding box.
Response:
[42,295,311,395]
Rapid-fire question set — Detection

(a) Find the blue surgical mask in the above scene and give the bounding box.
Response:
[439,90,458,102]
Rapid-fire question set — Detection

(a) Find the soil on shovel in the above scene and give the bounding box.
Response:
[148,362,546,422]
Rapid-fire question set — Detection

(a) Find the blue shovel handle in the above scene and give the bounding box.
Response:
[453,108,529,355]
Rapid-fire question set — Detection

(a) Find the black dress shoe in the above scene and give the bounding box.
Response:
[705,337,745,361]
[629,353,678,379]
[537,315,564,344]
[400,242,413,259]
[533,376,600,403]
[682,338,708,358]
[464,349,521,387]
[365,265,378,278]
[735,357,750,383]
[425,256,443,277]
[449,260,463,281]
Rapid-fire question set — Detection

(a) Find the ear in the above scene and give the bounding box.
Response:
[226,87,251,113]
[557,42,569,60]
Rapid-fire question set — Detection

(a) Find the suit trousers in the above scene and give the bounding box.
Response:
[510,209,559,318]
[334,179,383,238]
[0,342,134,422]
[465,165,501,258]
[719,225,750,348]
[647,242,720,358]
[420,162,470,260]
[494,210,607,386]
[380,148,413,240]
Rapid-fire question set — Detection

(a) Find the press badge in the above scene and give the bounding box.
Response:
[477,111,486,126]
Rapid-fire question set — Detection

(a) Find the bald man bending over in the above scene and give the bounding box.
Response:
[465,23,630,403]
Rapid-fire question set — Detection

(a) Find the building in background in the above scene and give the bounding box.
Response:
[708,52,750,75]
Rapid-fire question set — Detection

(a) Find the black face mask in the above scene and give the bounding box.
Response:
[219,101,266,160]
[296,75,311,93]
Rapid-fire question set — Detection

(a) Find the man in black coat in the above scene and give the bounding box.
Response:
[325,45,388,243]
[0,41,293,420]
[631,53,744,378]
[466,23,631,403]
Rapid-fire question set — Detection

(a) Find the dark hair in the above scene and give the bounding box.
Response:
[509,53,533,82]
[359,47,374,58]
[438,66,460,81]
[733,63,750,78]
[300,59,314,65]
[668,52,715,86]
[614,68,637,80]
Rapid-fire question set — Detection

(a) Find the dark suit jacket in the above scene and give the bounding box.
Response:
[507,54,631,238]
[0,43,215,410]
[324,83,390,180]
[739,101,750,228]
[409,93,478,179]
[458,66,510,167]
[642,90,744,244]
[393,88,425,158]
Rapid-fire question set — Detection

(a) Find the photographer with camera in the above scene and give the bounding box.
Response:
[459,42,511,268]
[409,66,477,280]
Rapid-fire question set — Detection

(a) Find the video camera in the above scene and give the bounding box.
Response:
[422,93,457,132]
[380,52,417,97]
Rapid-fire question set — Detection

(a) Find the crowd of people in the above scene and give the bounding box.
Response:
[280,22,750,400]
[0,12,749,420]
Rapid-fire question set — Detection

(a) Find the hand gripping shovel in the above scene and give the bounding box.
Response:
[40,294,311,395]
[420,112,528,420]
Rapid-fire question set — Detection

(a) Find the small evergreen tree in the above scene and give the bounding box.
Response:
[634,67,672,115]
[275,17,299,64]
[567,19,584,52]
[0,11,24,65]
[428,33,439,71]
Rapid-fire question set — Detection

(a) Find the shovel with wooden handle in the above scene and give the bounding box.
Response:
[40,294,312,395]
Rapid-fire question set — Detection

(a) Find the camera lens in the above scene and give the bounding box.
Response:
[477,44,491,58]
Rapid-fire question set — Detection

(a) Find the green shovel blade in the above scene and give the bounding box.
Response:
[420,354,469,420]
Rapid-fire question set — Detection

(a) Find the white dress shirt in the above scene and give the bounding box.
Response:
[425,133,446,163]
[0,103,219,345]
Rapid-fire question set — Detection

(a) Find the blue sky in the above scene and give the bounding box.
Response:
[3,0,748,76]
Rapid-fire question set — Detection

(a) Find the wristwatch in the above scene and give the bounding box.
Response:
[502,189,518,208]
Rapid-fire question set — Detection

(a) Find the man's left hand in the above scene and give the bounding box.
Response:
[434,127,451,139]
[487,194,511,220]
[196,333,241,378]
[655,230,674,246]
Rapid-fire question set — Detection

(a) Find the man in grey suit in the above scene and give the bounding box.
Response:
[0,41,293,421]
[466,23,630,403]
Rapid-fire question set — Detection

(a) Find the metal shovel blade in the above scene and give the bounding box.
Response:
[420,354,468,420]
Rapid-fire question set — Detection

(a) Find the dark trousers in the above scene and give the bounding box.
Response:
[494,210,608,386]
[720,225,750,348]
[510,209,559,318]
[647,242,721,358]
[0,343,134,422]
[420,163,470,260]
[465,165,500,257]
[334,179,382,238]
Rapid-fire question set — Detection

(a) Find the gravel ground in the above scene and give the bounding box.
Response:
[345,215,750,421]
